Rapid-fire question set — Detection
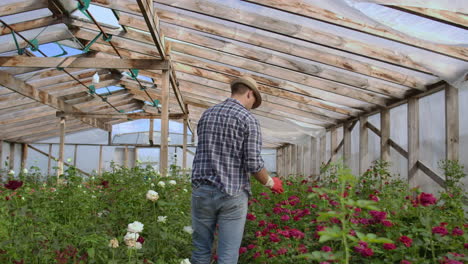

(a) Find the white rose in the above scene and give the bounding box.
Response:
[8,170,15,175]
[180,259,191,264]
[168,180,177,185]
[157,216,167,223]
[135,242,142,249]
[183,189,188,192]
[146,190,159,202]
[91,195,97,199]
[22,168,28,174]
[157,181,165,188]
[67,158,72,163]
[150,183,155,187]
[127,221,144,233]
[124,232,139,248]
[108,238,119,248]
[183,226,193,234]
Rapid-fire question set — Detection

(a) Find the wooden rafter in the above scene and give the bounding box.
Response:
[0,70,111,131]
[0,56,169,70]
[245,0,468,61]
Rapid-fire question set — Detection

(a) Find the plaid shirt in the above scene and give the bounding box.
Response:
[191,98,264,196]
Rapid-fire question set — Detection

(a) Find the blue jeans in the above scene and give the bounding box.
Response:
[191,185,248,264]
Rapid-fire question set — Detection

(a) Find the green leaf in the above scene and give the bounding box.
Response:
[87,248,95,259]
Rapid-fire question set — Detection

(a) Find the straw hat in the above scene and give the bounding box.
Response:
[230,76,262,109]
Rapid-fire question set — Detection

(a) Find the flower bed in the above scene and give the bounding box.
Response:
[0,160,466,264]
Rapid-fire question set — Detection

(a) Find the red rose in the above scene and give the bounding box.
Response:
[452,227,463,236]
[432,226,448,236]
[383,243,397,250]
[239,247,247,254]
[4,180,23,190]
[399,236,413,247]
[137,236,145,244]
[321,246,332,252]
[417,192,437,206]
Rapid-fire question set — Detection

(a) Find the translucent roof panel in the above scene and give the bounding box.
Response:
[71,3,122,29]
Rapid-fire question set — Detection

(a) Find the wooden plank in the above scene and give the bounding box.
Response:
[182,114,188,169]
[386,6,468,29]
[0,16,61,36]
[359,116,368,174]
[9,143,14,170]
[159,24,409,98]
[380,109,390,161]
[170,42,388,106]
[48,144,52,176]
[160,69,170,176]
[0,71,111,131]
[0,140,3,170]
[0,0,48,16]
[0,56,169,70]
[154,0,430,72]
[310,137,318,176]
[416,160,446,188]
[98,145,103,174]
[21,143,28,171]
[319,133,326,167]
[56,111,185,120]
[445,84,459,160]
[124,146,129,167]
[247,0,468,61]
[149,118,154,145]
[73,144,78,167]
[330,127,338,162]
[343,121,352,167]
[365,121,382,137]
[136,0,165,57]
[408,98,419,188]
[117,9,428,89]
[57,117,65,179]
[388,138,408,159]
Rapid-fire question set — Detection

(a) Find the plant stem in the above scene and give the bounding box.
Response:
[339,178,350,264]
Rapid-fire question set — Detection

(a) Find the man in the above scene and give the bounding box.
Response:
[190,76,284,264]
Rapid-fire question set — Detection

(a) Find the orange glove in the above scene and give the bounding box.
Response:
[271,177,284,194]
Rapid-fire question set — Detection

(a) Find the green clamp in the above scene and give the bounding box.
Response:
[11,31,25,55]
[140,86,146,91]
[29,39,39,51]
[129,69,139,80]
[77,0,92,20]
[57,67,64,71]
[101,96,107,102]
[153,100,160,107]
[88,85,96,94]
[103,34,112,42]
[83,32,103,53]
[106,87,112,95]
[118,110,125,113]
[52,42,68,57]
[127,118,133,121]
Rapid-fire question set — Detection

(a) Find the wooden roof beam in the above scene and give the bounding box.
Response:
[0,70,111,131]
[245,0,468,61]
[0,56,169,70]
[0,0,48,17]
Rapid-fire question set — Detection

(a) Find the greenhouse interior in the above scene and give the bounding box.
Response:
[0,0,467,263]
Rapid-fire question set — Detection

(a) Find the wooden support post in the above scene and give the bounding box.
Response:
[408,98,420,188]
[73,144,78,167]
[160,68,170,176]
[149,118,154,145]
[330,127,338,162]
[276,147,282,176]
[48,144,52,176]
[0,140,3,171]
[21,143,28,171]
[183,115,188,169]
[343,121,352,167]
[445,84,459,161]
[9,143,15,171]
[285,144,290,176]
[98,145,103,174]
[359,116,369,174]
[297,144,303,176]
[291,145,297,177]
[124,146,129,167]
[311,137,318,177]
[381,109,390,161]
[135,147,139,164]
[319,133,326,167]
[108,130,112,145]
[57,117,66,180]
